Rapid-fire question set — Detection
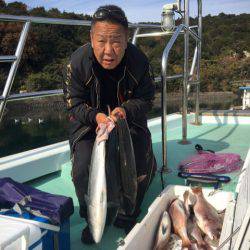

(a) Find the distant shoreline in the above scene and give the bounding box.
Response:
[3,91,239,120]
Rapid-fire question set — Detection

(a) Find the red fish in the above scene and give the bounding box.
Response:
[169,199,192,248]
[191,187,222,240]
[153,211,171,250]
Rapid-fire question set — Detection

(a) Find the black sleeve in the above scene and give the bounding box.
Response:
[121,63,155,122]
[62,60,100,126]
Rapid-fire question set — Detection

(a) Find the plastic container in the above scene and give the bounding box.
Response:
[0,216,42,250]
[0,211,70,250]
[118,185,234,250]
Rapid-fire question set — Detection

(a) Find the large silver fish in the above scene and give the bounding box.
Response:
[191,187,222,241]
[85,123,114,243]
[153,211,171,250]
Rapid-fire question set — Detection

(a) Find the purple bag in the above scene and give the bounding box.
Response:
[179,144,243,174]
[0,177,74,224]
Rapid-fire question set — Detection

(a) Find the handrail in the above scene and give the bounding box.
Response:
[161,0,202,176]
[161,24,185,173]
[0,21,31,123]
[0,56,17,63]
[0,89,63,102]
[0,14,161,29]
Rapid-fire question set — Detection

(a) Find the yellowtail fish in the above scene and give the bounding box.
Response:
[153,211,171,250]
[191,187,222,240]
[86,122,114,243]
[169,199,192,248]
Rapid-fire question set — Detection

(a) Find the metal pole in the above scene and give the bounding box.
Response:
[0,21,31,123]
[161,24,184,178]
[195,0,202,125]
[187,45,198,95]
[132,27,140,45]
[180,0,190,144]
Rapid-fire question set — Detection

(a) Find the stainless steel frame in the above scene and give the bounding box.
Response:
[0,21,31,122]
[162,0,202,171]
[132,0,202,173]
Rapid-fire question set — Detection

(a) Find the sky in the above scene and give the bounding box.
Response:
[5,0,250,22]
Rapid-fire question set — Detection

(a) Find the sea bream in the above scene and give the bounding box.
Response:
[85,122,114,243]
[187,217,207,249]
[191,187,222,240]
[153,211,171,250]
[168,198,192,248]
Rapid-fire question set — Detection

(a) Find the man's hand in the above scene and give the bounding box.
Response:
[110,107,126,122]
[95,113,110,125]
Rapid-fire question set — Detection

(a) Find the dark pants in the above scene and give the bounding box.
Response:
[71,126,156,220]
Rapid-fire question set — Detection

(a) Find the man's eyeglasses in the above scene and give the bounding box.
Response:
[93,8,127,24]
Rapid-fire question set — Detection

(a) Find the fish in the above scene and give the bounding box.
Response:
[191,187,222,241]
[153,211,171,250]
[85,122,114,243]
[187,217,207,249]
[168,199,192,248]
[116,118,137,215]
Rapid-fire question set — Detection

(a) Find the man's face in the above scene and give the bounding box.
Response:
[90,21,128,70]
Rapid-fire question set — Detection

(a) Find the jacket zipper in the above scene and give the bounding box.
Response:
[117,66,127,106]
[92,68,100,108]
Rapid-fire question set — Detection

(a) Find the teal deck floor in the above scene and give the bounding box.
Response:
[28,120,250,250]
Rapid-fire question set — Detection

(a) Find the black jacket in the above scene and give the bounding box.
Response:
[63,42,155,153]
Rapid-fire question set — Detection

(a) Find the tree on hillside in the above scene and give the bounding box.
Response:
[0,0,6,8]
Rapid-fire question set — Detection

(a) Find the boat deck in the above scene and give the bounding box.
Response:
[26,114,250,250]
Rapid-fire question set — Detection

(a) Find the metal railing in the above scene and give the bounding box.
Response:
[131,0,202,175]
[0,21,31,123]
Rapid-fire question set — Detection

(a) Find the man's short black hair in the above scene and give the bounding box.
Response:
[92,5,128,29]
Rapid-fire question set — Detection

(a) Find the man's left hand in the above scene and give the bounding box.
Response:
[111,107,126,122]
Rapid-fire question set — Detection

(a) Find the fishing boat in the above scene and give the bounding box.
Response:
[0,0,250,249]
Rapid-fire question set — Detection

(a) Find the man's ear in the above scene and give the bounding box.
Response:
[90,29,94,47]
[124,29,129,48]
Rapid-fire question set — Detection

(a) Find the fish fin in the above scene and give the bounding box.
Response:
[167,196,179,210]
[183,190,189,200]
[218,208,226,214]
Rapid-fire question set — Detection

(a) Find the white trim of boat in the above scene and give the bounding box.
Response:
[0,141,70,183]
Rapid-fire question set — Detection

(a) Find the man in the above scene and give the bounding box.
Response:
[63,5,157,244]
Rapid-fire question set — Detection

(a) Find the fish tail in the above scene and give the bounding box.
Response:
[191,186,202,194]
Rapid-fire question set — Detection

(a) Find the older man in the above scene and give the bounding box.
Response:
[63,5,157,244]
